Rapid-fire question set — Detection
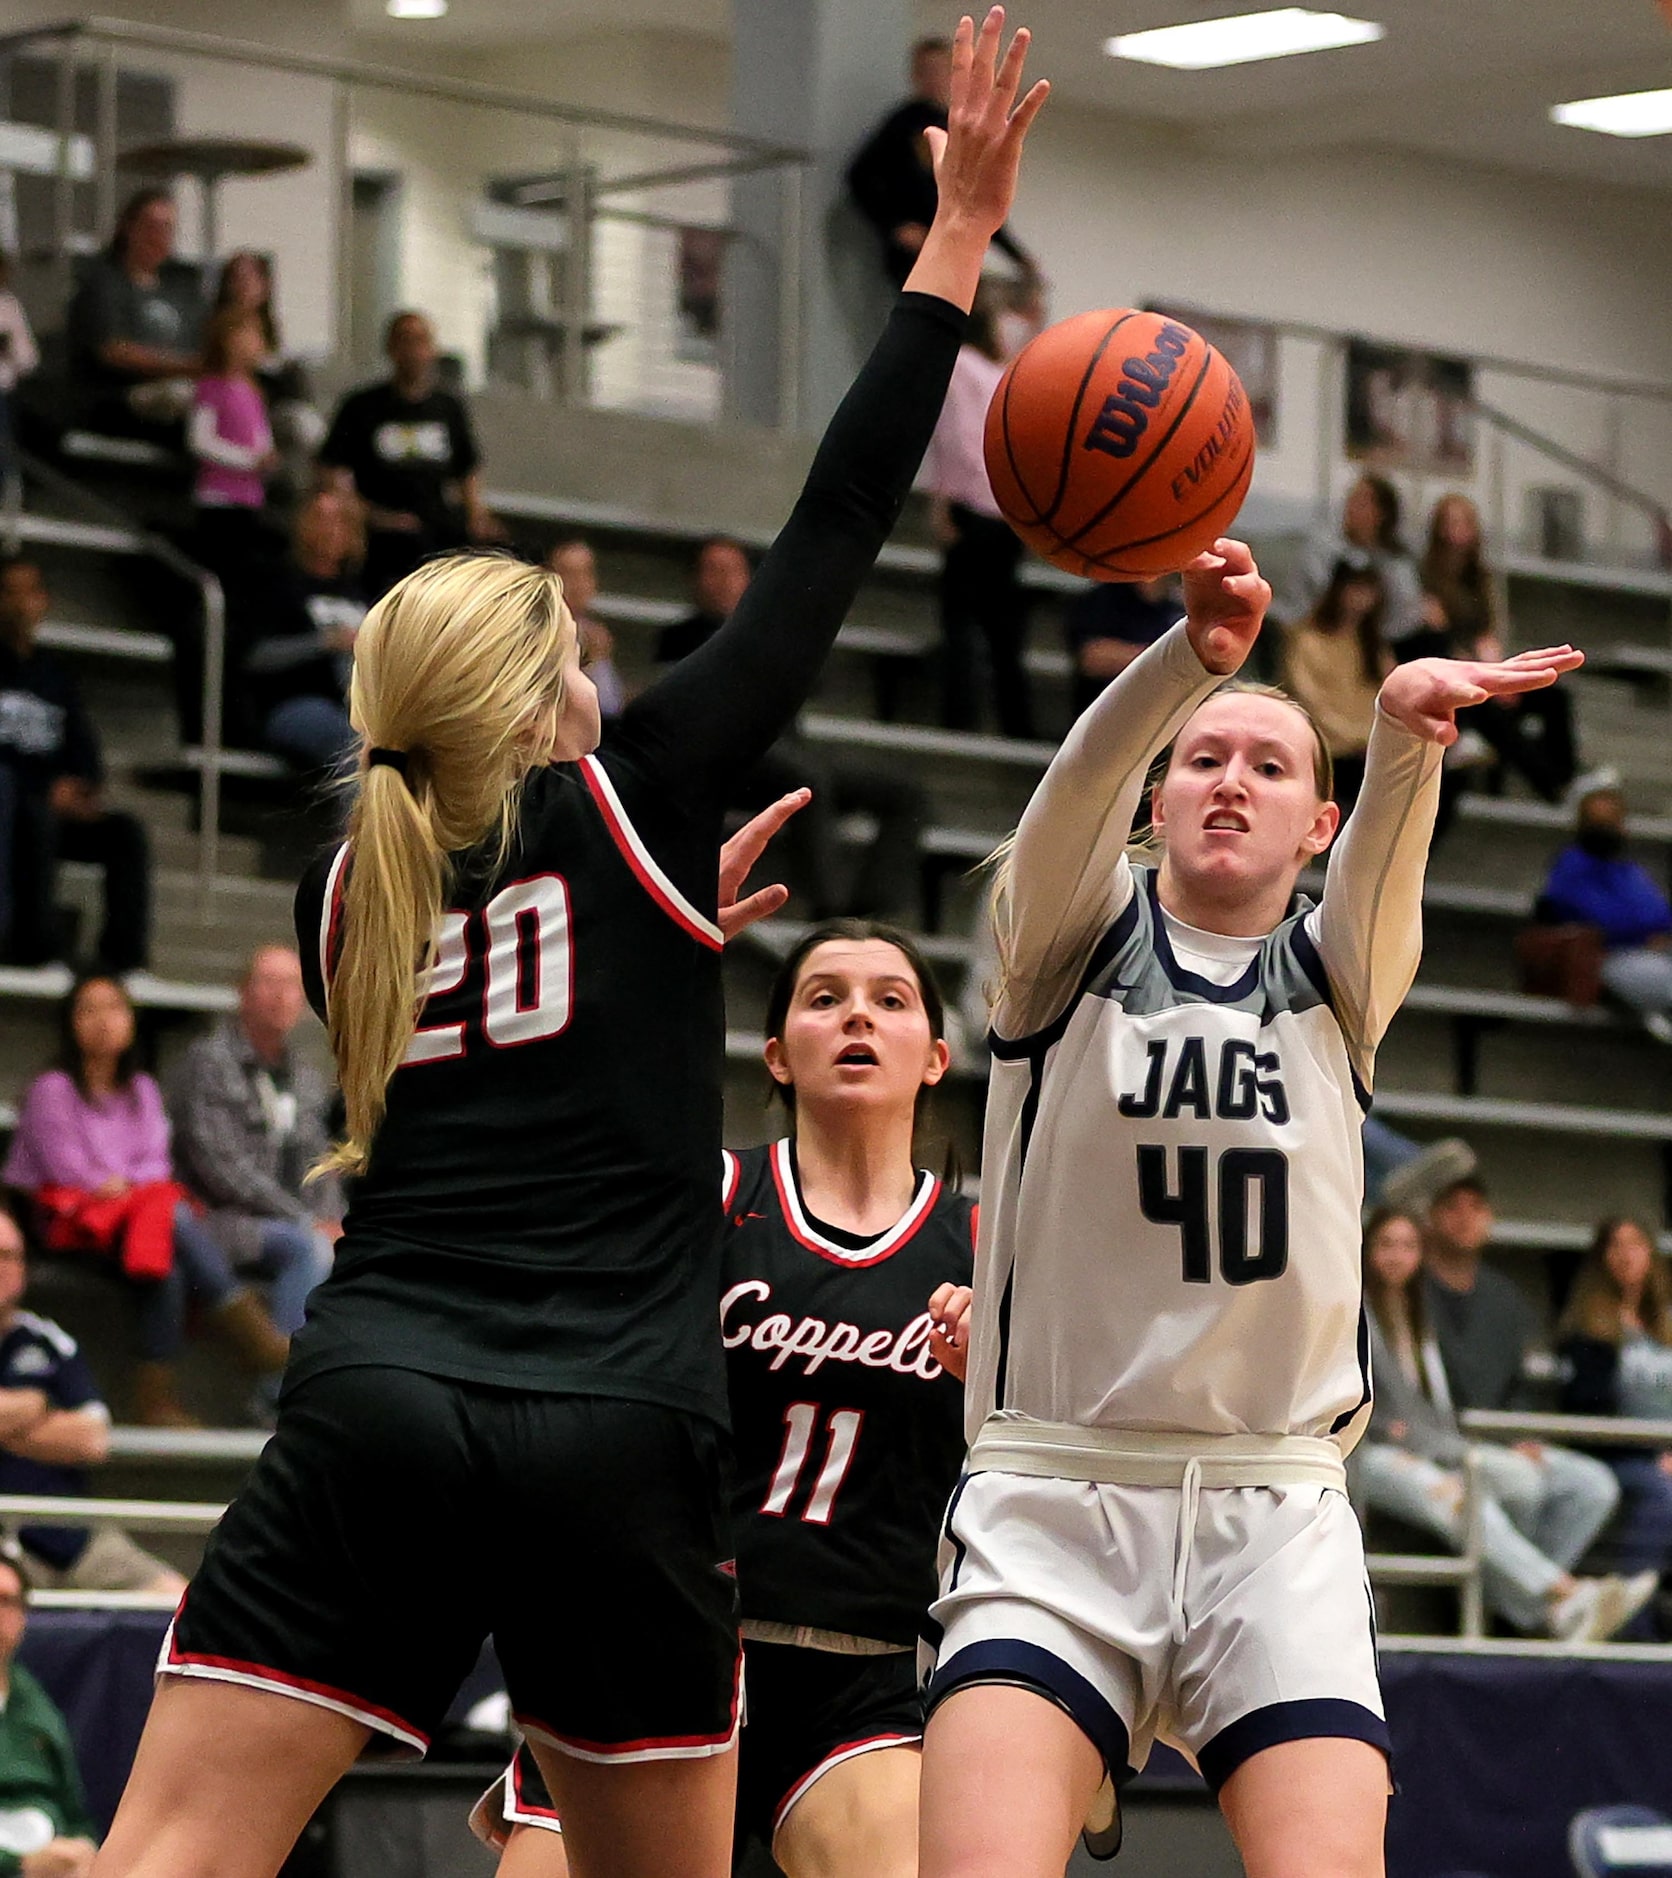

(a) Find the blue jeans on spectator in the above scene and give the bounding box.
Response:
[248,1219,333,1337]
[1607,1452,1672,1580]
[1601,948,1672,1020]
[265,696,355,775]
[134,1204,242,1362]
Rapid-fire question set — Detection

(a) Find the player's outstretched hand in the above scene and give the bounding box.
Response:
[1378,645,1584,747]
[907,10,1049,310]
[717,789,810,942]
[1182,538,1270,677]
[929,1282,974,1382]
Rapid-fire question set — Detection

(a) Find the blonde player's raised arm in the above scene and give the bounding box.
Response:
[1311,645,1585,1088]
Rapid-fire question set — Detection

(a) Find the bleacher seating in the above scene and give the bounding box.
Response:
[6,407,1672,1604]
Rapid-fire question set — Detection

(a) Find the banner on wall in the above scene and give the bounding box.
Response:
[1147,304,1280,446]
[1344,338,1475,474]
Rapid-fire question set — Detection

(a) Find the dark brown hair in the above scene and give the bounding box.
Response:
[1363,1206,1431,1352]
[1353,473,1405,555]
[55,973,144,1095]
[1559,1216,1672,1347]
[762,920,957,1178]
[1310,558,1388,689]
[213,250,279,355]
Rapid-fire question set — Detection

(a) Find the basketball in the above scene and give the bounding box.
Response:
[983,308,1256,580]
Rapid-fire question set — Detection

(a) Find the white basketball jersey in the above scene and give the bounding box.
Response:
[967,866,1371,1453]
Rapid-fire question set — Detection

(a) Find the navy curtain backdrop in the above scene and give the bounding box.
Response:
[22,1616,1672,1876]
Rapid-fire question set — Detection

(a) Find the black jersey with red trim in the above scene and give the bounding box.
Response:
[287,293,968,1425]
[719,1141,974,1646]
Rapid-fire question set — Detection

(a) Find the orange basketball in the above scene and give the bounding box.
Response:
[984,308,1256,580]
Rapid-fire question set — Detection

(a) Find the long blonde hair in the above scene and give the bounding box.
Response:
[322,552,574,1178]
[984,678,1333,1010]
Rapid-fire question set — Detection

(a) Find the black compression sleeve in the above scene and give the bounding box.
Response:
[616,292,967,797]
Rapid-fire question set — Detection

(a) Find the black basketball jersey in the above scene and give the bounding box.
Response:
[293,749,733,1423]
[720,1140,974,1647]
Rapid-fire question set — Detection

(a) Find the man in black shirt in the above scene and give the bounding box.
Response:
[0,558,152,975]
[848,37,1037,288]
[319,312,507,599]
[660,536,926,922]
[1063,574,1182,717]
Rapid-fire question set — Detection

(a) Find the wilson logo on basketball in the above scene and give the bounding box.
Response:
[1081,322,1193,460]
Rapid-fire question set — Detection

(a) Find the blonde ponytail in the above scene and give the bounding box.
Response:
[321,552,574,1178]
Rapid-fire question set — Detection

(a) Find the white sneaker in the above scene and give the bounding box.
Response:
[1548,1577,1601,1641]
[1588,1571,1661,1641]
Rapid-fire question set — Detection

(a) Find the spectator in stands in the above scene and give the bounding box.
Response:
[1352,1209,1653,1637]
[1539,784,1672,1043]
[1421,1171,1627,1573]
[1062,574,1180,718]
[2,976,289,1428]
[0,1207,183,1600]
[546,536,623,720]
[0,556,152,978]
[1560,1217,1672,1615]
[0,254,39,489]
[65,188,204,436]
[1420,493,1498,655]
[189,307,280,596]
[212,250,325,475]
[1358,1208,1655,1639]
[920,288,1033,739]
[0,1541,99,1876]
[319,310,506,599]
[658,537,926,921]
[235,492,360,777]
[1286,473,1427,649]
[242,489,365,773]
[1279,555,1391,819]
[847,37,1038,289]
[166,945,338,1411]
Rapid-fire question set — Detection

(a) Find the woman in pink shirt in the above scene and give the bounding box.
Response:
[3,975,289,1425]
[919,288,1033,740]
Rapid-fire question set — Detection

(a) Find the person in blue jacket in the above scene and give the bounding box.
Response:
[1541,783,1672,1041]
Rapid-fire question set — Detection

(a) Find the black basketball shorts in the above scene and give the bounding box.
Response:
[475,1638,923,1851]
[164,1366,741,1761]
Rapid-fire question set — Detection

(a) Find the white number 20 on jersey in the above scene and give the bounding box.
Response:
[405,874,574,1064]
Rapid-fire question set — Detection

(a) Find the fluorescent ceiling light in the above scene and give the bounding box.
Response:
[1105,8,1384,70]
[1552,89,1672,138]
[386,0,447,17]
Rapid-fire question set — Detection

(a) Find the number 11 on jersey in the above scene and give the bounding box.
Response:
[762,1404,865,1525]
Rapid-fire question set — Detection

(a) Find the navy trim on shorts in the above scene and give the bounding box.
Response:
[1195,1697,1392,1794]
[925,1639,1135,1784]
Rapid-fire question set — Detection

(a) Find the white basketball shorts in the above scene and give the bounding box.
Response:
[923,1468,1390,1792]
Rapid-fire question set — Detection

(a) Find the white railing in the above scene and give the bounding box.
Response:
[1371,1409,1672,1652]
[0,16,809,429]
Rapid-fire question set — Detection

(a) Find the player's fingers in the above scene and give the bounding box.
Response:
[991,22,1031,115]
[1210,537,1255,575]
[972,6,1005,89]
[727,789,811,866]
[1183,548,1227,577]
[1004,75,1051,138]
[928,1281,958,1317]
[923,125,948,180]
[719,884,789,940]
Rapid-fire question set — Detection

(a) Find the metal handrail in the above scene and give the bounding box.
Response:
[1460,1408,1672,1450]
[0,1493,222,1530]
[0,18,806,169]
[18,449,226,908]
[106,1426,268,1464]
[1363,1443,1487,1639]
